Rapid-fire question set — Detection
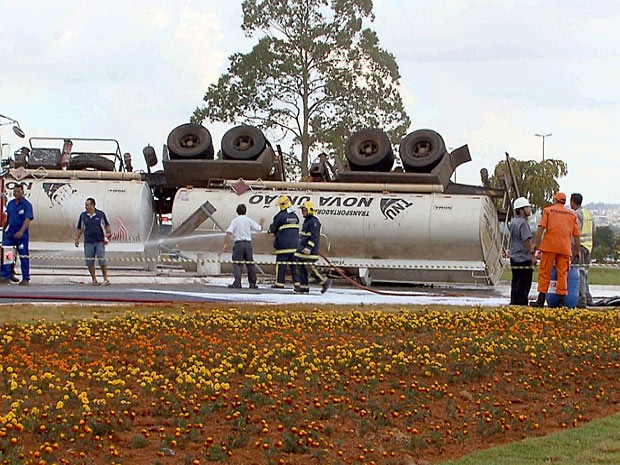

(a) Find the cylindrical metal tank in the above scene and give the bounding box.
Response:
[170,188,503,286]
[3,178,156,269]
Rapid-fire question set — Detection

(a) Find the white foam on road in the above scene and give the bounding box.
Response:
[132,285,507,307]
[131,278,620,307]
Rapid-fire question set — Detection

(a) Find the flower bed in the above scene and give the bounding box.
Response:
[0,305,619,464]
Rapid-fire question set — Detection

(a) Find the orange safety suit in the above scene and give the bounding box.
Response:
[537,204,580,296]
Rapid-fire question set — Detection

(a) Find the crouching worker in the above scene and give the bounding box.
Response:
[531,192,580,308]
[268,195,299,289]
[294,200,331,293]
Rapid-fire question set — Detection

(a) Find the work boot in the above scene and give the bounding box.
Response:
[556,295,565,307]
[18,280,30,286]
[530,292,546,307]
[10,275,20,283]
[321,278,332,294]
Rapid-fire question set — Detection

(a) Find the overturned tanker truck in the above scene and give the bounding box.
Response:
[1,124,509,286]
[161,124,508,286]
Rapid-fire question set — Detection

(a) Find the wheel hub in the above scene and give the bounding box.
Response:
[358,141,379,158]
[234,136,253,151]
[180,134,200,149]
[413,142,432,158]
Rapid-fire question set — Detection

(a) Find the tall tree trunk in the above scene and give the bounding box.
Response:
[301,138,310,180]
[301,39,310,179]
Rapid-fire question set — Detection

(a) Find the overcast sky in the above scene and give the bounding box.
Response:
[1,0,619,203]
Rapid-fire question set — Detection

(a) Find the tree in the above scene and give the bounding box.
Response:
[193,0,411,179]
[489,157,568,211]
[593,225,617,262]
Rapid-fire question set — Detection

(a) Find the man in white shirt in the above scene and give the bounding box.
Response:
[223,204,264,288]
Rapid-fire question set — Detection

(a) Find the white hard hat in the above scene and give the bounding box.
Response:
[513,197,531,210]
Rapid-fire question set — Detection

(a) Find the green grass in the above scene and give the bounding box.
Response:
[500,265,620,286]
[587,266,620,285]
[441,412,620,465]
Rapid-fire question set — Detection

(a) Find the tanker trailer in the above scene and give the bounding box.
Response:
[3,176,157,270]
[169,186,504,286]
[2,136,158,270]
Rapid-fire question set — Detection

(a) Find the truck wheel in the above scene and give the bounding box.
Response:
[68,154,116,171]
[167,123,214,159]
[345,129,395,172]
[221,125,266,160]
[399,129,447,172]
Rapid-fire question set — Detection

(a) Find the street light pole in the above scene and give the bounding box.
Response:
[534,133,552,161]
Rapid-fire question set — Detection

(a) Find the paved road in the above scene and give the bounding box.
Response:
[1,269,617,306]
[0,283,248,303]
[0,268,512,305]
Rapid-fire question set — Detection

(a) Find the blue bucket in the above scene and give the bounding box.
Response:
[546,265,579,308]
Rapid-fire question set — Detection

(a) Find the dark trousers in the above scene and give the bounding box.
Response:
[510,258,533,305]
[295,256,327,290]
[274,252,296,286]
[231,241,256,286]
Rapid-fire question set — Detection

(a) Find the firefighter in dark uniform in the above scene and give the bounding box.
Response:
[294,200,331,293]
[268,195,299,288]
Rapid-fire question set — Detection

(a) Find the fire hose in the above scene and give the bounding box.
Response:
[319,252,459,298]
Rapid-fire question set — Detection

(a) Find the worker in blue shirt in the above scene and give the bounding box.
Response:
[75,197,112,285]
[1,184,34,285]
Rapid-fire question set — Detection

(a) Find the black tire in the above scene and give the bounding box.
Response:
[399,129,447,172]
[68,154,115,171]
[143,145,158,167]
[345,129,395,172]
[167,123,213,159]
[203,144,215,159]
[221,125,266,161]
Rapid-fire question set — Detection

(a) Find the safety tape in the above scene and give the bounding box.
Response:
[4,253,619,270]
[6,254,478,270]
[503,263,606,270]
